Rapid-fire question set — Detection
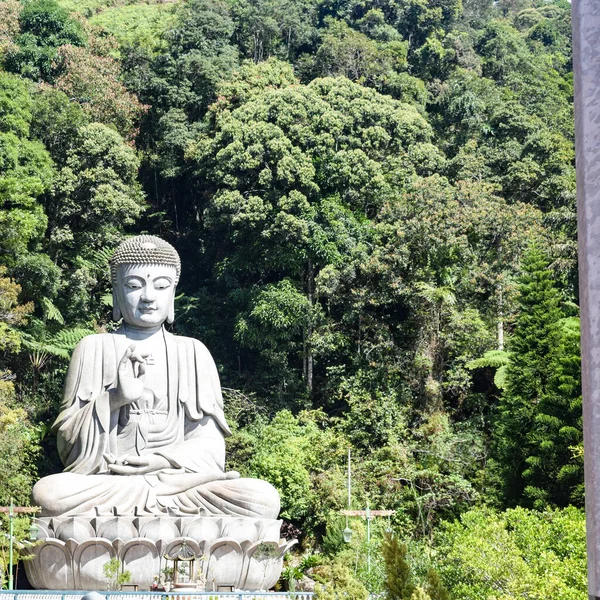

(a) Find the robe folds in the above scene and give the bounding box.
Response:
[33,328,280,518]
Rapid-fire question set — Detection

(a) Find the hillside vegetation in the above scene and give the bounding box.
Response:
[0,0,584,596]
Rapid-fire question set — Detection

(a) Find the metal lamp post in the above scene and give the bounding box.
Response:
[340,449,394,573]
[365,501,371,574]
[8,500,13,591]
[0,503,40,590]
[343,448,352,544]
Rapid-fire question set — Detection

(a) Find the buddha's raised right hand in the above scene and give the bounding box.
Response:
[112,343,151,408]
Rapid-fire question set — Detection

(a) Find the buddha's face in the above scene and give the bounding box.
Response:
[115,264,177,328]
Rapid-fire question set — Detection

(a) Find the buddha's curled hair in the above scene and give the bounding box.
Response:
[110,235,181,284]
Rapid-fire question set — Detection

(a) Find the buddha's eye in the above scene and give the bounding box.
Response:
[154,277,172,290]
[125,277,144,289]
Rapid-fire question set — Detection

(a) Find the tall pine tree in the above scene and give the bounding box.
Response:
[524,316,583,507]
[381,532,415,600]
[493,246,563,507]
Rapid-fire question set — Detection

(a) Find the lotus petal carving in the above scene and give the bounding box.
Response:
[24,515,293,591]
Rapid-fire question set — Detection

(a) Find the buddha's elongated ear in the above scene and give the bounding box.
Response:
[167,294,175,324]
[112,289,122,322]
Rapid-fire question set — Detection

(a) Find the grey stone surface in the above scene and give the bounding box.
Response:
[27,236,287,591]
[573,1,600,596]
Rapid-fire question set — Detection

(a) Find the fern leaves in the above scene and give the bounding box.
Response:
[23,326,93,367]
[40,297,65,324]
[466,349,510,390]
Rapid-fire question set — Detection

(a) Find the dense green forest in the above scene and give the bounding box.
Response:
[0,0,586,596]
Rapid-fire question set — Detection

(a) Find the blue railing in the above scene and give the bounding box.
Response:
[0,592,314,600]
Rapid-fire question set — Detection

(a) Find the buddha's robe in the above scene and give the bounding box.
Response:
[33,328,279,518]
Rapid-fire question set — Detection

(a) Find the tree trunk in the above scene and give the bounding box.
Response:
[306,259,314,395]
[497,286,504,350]
[303,328,307,382]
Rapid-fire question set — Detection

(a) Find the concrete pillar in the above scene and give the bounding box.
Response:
[573,2,600,598]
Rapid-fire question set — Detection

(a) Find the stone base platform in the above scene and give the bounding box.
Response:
[24,515,296,591]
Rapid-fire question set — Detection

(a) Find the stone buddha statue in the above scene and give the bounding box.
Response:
[33,235,280,519]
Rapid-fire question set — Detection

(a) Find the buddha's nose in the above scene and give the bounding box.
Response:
[141,289,156,302]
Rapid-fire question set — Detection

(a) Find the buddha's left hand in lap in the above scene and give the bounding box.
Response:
[107,454,171,475]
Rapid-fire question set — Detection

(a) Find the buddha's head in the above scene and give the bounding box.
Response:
[109,235,181,327]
